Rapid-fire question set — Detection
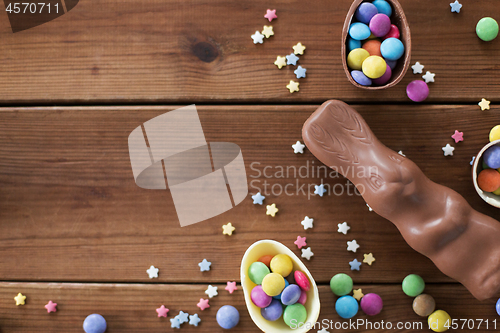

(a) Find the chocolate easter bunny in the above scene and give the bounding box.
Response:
[302,100,500,300]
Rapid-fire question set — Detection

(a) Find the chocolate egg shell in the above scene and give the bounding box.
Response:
[342,0,411,90]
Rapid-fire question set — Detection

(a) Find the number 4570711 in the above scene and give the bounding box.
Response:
[444,319,497,330]
[5,3,59,14]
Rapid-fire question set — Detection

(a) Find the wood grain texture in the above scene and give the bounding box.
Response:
[0,282,497,332]
[0,104,499,289]
[0,0,499,103]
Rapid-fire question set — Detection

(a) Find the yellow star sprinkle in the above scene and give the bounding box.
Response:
[478,98,491,111]
[222,222,235,236]
[363,253,376,265]
[274,56,286,69]
[266,203,279,217]
[262,25,274,38]
[293,42,306,55]
[286,80,299,93]
[14,293,26,306]
[353,288,364,301]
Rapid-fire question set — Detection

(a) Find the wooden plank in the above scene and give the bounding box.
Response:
[0,0,499,103]
[0,282,497,332]
[0,104,498,285]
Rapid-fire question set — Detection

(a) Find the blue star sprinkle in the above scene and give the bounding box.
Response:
[176,311,189,324]
[349,258,362,271]
[294,66,307,79]
[450,0,462,13]
[286,53,299,66]
[198,259,212,272]
[252,192,266,205]
[314,184,327,197]
[170,318,181,329]
[189,313,201,326]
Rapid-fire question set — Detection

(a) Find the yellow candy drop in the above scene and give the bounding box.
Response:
[270,254,293,277]
[492,185,500,195]
[428,310,451,332]
[347,48,370,70]
[261,273,285,296]
[362,56,387,79]
[489,125,500,142]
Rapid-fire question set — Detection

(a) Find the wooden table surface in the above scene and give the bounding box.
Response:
[0,0,499,332]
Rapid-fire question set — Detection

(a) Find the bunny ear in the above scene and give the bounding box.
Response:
[324,101,373,145]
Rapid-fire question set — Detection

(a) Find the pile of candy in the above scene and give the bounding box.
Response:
[477,125,500,195]
[330,273,383,319]
[346,0,404,86]
[247,253,310,327]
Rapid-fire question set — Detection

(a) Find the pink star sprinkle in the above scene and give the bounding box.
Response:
[197,298,210,311]
[225,281,238,294]
[156,305,169,318]
[264,9,277,22]
[451,130,463,143]
[44,300,57,313]
[294,236,307,249]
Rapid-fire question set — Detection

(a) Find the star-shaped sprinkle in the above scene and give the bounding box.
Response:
[286,80,299,93]
[363,253,376,265]
[450,0,462,13]
[478,98,490,110]
[189,314,201,326]
[301,247,314,260]
[274,56,287,69]
[353,289,364,301]
[411,62,424,74]
[147,265,159,279]
[301,216,314,230]
[367,203,373,212]
[347,240,360,253]
[398,150,406,157]
[451,130,463,143]
[264,9,277,22]
[225,281,237,294]
[251,31,264,44]
[14,293,26,306]
[45,300,57,313]
[294,66,307,79]
[266,203,279,217]
[349,258,362,271]
[205,285,218,298]
[262,25,274,38]
[294,236,307,249]
[197,298,210,310]
[314,184,327,197]
[252,192,265,205]
[198,259,211,272]
[292,141,306,154]
[338,222,350,235]
[286,53,300,66]
[170,317,181,329]
[222,222,235,236]
[156,305,169,318]
[470,156,476,166]
[422,71,435,83]
[176,311,189,324]
[318,328,330,333]
[442,144,455,156]
[293,42,306,55]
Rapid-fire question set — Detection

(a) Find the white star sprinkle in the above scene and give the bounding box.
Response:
[292,141,306,154]
[251,31,264,44]
[318,328,330,333]
[252,192,265,205]
[442,144,455,156]
[347,240,360,253]
[147,265,159,279]
[411,62,424,74]
[338,222,351,235]
[301,247,314,260]
[398,150,406,157]
[422,71,435,83]
[205,285,218,298]
[367,203,373,212]
[301,216,314,230]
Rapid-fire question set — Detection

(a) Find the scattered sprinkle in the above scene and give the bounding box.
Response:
[398,150,406,157]
[170,317,181,329]
[294,65,307,79]
[338,222,351,235]
[264,9,277,22]
[198,259,212,272]
[318,328,330,333]
[286,80,300,93]
[176,311,189,324]
[347,240,360,253]
[189,314,201,326]
[349,258,362,271]
[147,265,159,279]
[45,300,57,313]
[479,98,491,111]
[274,56,287,69]
[301,216,314,230]
[294,236,307,249]
[197,298,210,311]
[451,130,463,143]
[422,71,435,83]
[251,31,264,44]
[411,62,424,74]
[156,305,169,318]
[301,247,314,260]
[314,184,327,197]
[14,293,26,306]
[292,141,306,154]
[205,285,218,298]
[266,203,279,217]
[442,143,455,156]
[367,203,373,212]
[222,222,235,236]
[225,281,238,294]
[353,289,364,301]
[470,156,476,166]
[363,253,376,265]
[252,192,266,205]
[262,25,274,38]
[450,0,462,13]
[293,42,306,55]
[286,53,299,66]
